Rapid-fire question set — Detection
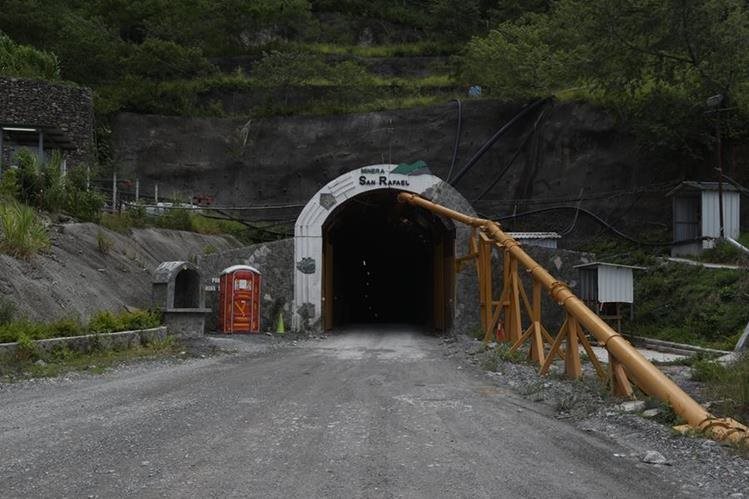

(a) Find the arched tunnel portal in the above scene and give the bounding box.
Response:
[293,164,477,334]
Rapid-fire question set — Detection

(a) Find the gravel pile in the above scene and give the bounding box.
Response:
[449,336,749,497]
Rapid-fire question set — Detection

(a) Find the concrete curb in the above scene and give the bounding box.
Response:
[623,334,730,356]
[0,327,168,360]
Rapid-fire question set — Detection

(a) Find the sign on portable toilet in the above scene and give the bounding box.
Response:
[218,265,261,334]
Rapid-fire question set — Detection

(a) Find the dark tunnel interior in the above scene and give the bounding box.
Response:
[324,190,454,330]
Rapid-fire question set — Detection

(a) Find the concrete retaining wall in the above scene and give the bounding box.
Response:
[0,327,167,361]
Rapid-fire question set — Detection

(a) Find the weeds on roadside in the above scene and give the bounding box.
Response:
[690,355,749,422]
[0,201,50,259]
[1,336,180,382]
[0,310,160,343]
[96,229,113,254]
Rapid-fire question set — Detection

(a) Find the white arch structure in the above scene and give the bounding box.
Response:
[292,163,476,332]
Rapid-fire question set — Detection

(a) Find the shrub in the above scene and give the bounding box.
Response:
[87,311,123,334]
[0,297,16,326]
[96,229,113,254]
[15,333,36,361]
[0,32,60,80]
[694,354,749,421]
[154,208,193,231]
[119,310,160,331]
[0,201,50,259]
[0,168,19,200]
[0,310,159,343]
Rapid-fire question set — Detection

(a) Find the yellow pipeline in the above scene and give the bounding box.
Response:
[398,192,749,444]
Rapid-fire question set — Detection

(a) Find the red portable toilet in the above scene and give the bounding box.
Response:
[218,265,261,333]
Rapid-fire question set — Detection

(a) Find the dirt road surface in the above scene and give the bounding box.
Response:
[1,328,684,498]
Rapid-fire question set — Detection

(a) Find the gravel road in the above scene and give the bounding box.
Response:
[0,327,691,498]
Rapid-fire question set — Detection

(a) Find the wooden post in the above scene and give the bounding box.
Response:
[530,280,545,365]
[610,355,634,398]
[565,316,582,379]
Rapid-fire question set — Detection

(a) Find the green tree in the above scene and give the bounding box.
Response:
[462,0,749,154]
[0,32,60,80]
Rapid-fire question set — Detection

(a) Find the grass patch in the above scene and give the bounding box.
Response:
[0,336,180,382]
[738,233,749,248]
[0,309,161,343]
[480,342,527,371]
[690,354,749,423]
[101,208,257,244]
[299,41,455,57]
[626,262,749,350]
[700,240,749,266]
[0,201,50,259]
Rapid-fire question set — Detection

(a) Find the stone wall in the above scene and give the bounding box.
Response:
[0,76,95,167]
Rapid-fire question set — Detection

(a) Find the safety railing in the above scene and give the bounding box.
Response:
[398,192,748,445]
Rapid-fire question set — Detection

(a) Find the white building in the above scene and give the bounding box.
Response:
[574,262,645,331]
[667,181,741,256]
[506,231,561,249]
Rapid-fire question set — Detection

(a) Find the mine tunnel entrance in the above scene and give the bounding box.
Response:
[323,190,455,332]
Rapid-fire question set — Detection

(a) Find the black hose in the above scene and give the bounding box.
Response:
[446,99,463,183]
[473,106,549,202]
[450,97,552,187]
[487,205,706,247]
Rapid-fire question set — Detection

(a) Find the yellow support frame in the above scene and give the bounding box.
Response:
[399,191,749,445]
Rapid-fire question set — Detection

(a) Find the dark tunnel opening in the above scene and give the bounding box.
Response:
[323,190,455,332]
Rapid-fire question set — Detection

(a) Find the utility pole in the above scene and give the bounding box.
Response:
[717,114,725,238]
[112,172,118,213]
[707,94,726,239]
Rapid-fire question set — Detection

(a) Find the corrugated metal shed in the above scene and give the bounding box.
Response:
[701,189,740,241]
[667,181,741,255]
[507,231,561,249]
[573,262,645,304]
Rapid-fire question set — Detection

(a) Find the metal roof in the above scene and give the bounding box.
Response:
[220,264,261,275]
[507,231,561,239]
[0,124,77,150]
[574,262,647,270]
[666,181,739,197]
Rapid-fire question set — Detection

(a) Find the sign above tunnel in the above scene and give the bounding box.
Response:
[358,161,430,187]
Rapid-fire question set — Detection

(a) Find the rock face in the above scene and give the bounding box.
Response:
[0,224,237,323]
[0,76,94,167]
[111,100,701,237]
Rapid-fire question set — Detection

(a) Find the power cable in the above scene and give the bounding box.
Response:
[450,97,552,187]
[559,188,584,235]
[485,205,706,247]
[472,106,549,202]
[445,99,463,184]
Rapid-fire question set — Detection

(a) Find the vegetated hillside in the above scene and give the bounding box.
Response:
[3,1,748,175]
[0,223,238,323]
[0,0,513,119]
